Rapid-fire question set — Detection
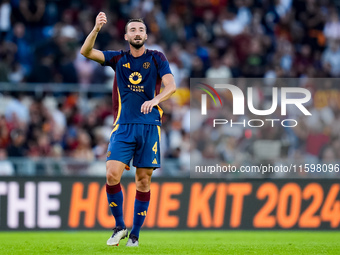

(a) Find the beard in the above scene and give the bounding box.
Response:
[129,37,146,49]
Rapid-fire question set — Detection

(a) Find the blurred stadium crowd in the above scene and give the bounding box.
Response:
[1,0,340,177]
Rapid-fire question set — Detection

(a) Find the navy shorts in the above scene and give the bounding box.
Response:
[106,124,161,168]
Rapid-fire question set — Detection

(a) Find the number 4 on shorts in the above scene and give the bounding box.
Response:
[152,142,157,154]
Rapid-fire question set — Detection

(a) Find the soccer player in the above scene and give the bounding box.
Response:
[80,12,176,247]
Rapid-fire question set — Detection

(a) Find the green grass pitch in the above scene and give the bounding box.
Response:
[0,231,339,254]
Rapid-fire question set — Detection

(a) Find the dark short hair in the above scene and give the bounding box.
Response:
[125,19,146,33]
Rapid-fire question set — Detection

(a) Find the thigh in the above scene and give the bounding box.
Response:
[133,125,161,169]
[107,124,136,166]
[106,160,126,177]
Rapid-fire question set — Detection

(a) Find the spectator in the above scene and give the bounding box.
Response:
[222,8,246,37]
[0,148,14,175]
[0,115,10,148]
[6,23,32,70]
[206,58,232,78]
[5,93,29,125]
[74,52,96,87]
[51,103,66,132]
[323,9,340,41]
[242,38,266,77]
[7,129,26,158]
[17,0,46,44]
[0,0,11,40]
[72,130,94,161]
[322,40,340,77]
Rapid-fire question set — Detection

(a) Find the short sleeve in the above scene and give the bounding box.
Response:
[154,51,172,78]
[101,50,124,68]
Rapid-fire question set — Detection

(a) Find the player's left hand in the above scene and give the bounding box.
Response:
[141,98,160,114]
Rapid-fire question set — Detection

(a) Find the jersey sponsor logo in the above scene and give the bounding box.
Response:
[109,202,117,207]
[123,63,130,68]
[129,72,142,85]
[152,158,158,164]
[128,84,144,92]
[143,62,150,69]
[107,151,111,157]
[137,210,147,216]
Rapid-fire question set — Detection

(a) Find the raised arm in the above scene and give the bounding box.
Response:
[80,12,107,64]
[141,74,176,114]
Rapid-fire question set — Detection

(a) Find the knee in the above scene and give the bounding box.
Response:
[136,174,151,191]
[106,168,121,185]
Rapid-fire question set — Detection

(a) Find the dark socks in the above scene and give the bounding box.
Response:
[106,183,125,228]
[130,190,150,237]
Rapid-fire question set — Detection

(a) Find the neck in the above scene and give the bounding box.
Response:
[130,45,145,57]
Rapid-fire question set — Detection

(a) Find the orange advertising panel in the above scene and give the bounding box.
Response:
[0,178,339,230]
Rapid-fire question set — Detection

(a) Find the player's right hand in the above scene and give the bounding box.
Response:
[94,12,107,32]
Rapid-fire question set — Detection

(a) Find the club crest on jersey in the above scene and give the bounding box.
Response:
[143,62,150,69]
[129,72,142,85]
